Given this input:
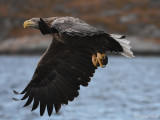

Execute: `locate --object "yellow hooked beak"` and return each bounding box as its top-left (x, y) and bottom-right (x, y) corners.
top-left (23, 20), bottom-right (36, 28)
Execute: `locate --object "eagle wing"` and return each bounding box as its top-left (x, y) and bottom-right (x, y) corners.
top-left (19, 39), bottom-right (97, 116)
top-left (50, 17), bottom-right (125, 53)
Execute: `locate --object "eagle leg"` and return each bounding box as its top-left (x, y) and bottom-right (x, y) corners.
top-left (97, 53), bottom-right (106, 68)
top-left (92, 54), bottom-right (99, 67)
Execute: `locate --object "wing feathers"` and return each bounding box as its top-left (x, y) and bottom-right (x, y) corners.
top-left (18, 38), bottom-right (96, 116)
top-left (21, 89), bottom-right (30, 100)
top-left (32, 98), bottom-right (39, 111)
top-left (23, 92), bottom-right (33, 107)
top-left (40, 87), bottom-right (48, 116)
top-left (31, 88), bottom-right (39, 111)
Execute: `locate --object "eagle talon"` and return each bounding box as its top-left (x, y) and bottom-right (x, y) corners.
top-left (92, 54), bottom-right (99, 67)
top-left (97, 53), bottom-right (106, 68)
top-left (92, 53), bottom-right (107, 68)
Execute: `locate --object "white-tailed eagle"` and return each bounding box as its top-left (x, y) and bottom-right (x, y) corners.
top-left (13, 17), bottom-right (134, 116)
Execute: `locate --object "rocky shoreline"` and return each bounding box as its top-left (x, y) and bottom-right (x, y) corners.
top-left (0, 35), bottom-right (160, 56)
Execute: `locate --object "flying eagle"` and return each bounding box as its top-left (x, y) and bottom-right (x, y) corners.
top-left (13, 17), bottom-right (134, 116)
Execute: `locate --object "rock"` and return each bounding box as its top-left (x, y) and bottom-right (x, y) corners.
top-left (129, 36), bottom-right (160, 52)
top-left (140, 25), bottom-right (160, 38)
top-left (100, 10), bottom-right (120, 17)
top-left (127, 23), bottom-right (160, 38)
top-left (149, 0), bottom-right (160, 7)
top-left (126, 22), bottom-right (147, 35)
top-left (122, 3), bottom-right (136, 11)
top-left (120, 14), bottom-right (138, 23)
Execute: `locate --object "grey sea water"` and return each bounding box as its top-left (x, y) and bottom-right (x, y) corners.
top-left (0, 56), bottom-right (160, 120)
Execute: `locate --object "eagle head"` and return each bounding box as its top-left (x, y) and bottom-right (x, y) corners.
top-left (23, 17), bottom-right (57, 35)
top-left (23, 18), bottom-right (40, 29)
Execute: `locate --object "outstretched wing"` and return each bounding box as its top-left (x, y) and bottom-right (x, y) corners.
top-left (49, 17), bottom-right (124, 53)
top-left (19, 38), bottom-right (97, 116)
top-left (49, 17), bottom-right (133, 57)
top-left (38, 17), bottom-right (123, 54)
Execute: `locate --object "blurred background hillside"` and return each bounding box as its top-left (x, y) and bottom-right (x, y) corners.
top-left (0, 0), bottom-right (160, 54)
top-left (1, 1), bottom-right (160, 119)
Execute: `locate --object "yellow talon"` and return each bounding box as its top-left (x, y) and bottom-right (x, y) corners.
top-left (92, 54), bottom-right (99, 67)
top-left (92, 53), bottom-right (106, 68)
top-left (97, 53), bottom-right (106, 68)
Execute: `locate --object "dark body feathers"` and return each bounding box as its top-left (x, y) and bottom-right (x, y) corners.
top-left (16, 17), bottom-right (124, 116)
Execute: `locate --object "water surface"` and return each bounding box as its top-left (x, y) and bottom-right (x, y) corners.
top-left (0, 56), bottom-right (160, 120)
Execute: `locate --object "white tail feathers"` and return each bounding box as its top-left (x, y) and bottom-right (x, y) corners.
top-left (110, 34), bottom-right (135, 58)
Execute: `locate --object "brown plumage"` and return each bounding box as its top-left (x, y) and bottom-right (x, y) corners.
top-left (13, 17), bottom-right (134, 116)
